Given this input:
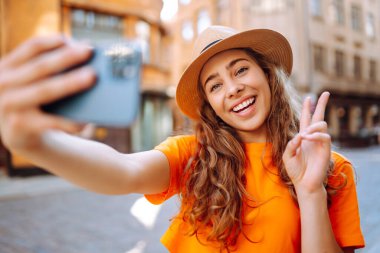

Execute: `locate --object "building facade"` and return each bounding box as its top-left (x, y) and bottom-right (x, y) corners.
top-left (171, 0), bottom-right (380, 146)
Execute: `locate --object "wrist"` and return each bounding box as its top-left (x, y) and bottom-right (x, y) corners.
top-left (296, 186), bottom-right (327, 204)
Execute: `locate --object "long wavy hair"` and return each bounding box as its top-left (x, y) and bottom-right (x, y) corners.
top-left (180, 48), bottom-right (344, 252)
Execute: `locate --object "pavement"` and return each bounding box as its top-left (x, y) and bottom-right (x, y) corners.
top-left (0, 170), bottom-right (179, 253)
top-left (0, 171), bottom-right (76, 201)
top-left (0, 145), bottom-right (379, 253)
top-left (336, 145), bottom-right (380, 253)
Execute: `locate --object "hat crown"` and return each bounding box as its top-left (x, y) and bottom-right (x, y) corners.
top-left (192, 26), bottom-right (237, 60)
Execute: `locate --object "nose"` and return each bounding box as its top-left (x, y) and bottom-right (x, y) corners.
top-left (226, 80), bottom-right (244, 98)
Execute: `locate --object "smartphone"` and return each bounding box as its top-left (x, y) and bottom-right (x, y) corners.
top-left (43, 41), bottom-right (142, 127)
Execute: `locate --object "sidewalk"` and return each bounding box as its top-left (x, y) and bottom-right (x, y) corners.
top-left (0, 168), bottom-right (174, 253)
top-left (0, 169), bottom-right (78, 201)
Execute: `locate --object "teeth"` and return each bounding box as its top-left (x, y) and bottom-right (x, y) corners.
top-left (233, 97), bottom-right (255, 112)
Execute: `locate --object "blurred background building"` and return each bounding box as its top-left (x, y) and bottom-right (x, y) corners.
top-left (0, 0), bottom-right (379, 176)
top-left (0, 0), bottom-right (181, 175)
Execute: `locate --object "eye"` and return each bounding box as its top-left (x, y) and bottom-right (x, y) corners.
top-left (236, 67), bottom-right (248, 76)
top-left (210, 83), bottom-right (222, 93)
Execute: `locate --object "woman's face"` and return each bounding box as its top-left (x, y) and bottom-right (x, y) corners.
top-left (200, 49), bottom-right (271, 143)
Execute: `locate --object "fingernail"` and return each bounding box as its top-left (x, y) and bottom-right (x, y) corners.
top-left (80, 67), bottom-right (96, 82)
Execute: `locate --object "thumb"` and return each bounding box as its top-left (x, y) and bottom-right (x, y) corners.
top-left (283, 134), bottom-right (302, 161)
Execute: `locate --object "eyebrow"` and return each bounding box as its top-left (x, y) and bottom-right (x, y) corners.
top-left (203, 58), bottom-right (249, 88)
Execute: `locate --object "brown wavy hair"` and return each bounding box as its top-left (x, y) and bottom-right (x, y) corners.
top-left (180, 48), bottom-right (344, 252)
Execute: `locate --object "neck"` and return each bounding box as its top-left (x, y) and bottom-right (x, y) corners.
top-left (237, 128), bottom-right (267, 143)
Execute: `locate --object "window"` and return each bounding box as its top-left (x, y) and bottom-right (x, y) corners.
top-left (179, 0), bottom-right (191, 5)
top-left (136, 20), bottom-right (151, 64)
top-left (182, 21), bottom-right (194, 41)
top-left (366, 13), bottom-right (376, 38)
top-left (72, 9), bottom-right (123, 31)
top-left (353, 55), bottom-right (362, 80)
top-left (337, 106), bottom-right (349, 135)
top-left (332, 0), bottom-right (344, 25)
top-left (72, 9), bottom-right (86, 26)
top-left (369, 60), bottom-right (377, 82)
top-left (71, 9), bottom-right (123, 42)
top-left (131, 94), bottom-right (173, 151)
top-left (335, 50), bottom-right (345, 77)
top-left (251, 0), bottom-right (290, 12)
top-left (197, 9), bottom-right (211, 34)
top-left (216, 0), bottom-right (229, 24)
top-left (313, 45), bottom-right (326, 72)
top-left (351, 5), bottom-right (362, 31)
top-left (85, 12), bottom-right (95, 28)
top-left (310, 0), bottom-right (322, 17)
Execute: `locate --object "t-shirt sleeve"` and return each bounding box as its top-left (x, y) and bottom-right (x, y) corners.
top-left (328, 152), bottom-right (365, 249)
top-left (145, 135), bottom-right (197, 205)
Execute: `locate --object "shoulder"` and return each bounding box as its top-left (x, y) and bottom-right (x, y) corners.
top-left (332, 152), bottom-right (352, 167)
top-left (166, 134), bottom-right (196, 143)
top-left (156, 135), bottom-right (197, 148)
top-left (331, 152), bottom-right (354, 174)
top-left (329, 151), bottom-right (356, 187)
top-left (154, 135), bottom-right (197, 156)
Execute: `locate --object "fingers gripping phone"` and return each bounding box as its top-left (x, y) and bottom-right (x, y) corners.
top-left (43, 41), bottom-right (142, 127)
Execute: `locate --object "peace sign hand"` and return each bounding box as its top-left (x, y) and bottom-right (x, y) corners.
top-left (282, 92), bottom-right (332, 196)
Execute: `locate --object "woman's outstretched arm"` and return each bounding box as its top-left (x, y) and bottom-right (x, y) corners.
top-left (20, 130), bottom-right (170, 195)
top-left (0, 35), bottom-right (170, 196)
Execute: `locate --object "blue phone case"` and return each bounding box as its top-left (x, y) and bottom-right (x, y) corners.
top-left (43, 41), bottom-right (142, 127)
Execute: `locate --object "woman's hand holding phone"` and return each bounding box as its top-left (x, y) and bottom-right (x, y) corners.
top-left (0, 35), bottom-right (96, 152)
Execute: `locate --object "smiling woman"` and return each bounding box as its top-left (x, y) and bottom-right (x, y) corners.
top-left (145, 26), bottom-right (364, 253)
top-left (0, 25), bottom-right (365, 253)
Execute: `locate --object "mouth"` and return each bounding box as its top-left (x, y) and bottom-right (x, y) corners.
top-left (232, 97), bottom-right (256, 113)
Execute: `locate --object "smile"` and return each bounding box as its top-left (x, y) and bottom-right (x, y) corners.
top-left (232, 97), bottom-right (256, 112)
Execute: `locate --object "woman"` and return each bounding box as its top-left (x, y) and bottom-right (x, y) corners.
top-left (0, 26), bottom-right (364, 252)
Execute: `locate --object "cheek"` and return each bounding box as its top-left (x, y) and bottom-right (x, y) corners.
top-left (207, 94), bottom-right (223, 113)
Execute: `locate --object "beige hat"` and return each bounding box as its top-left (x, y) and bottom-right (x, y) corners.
top-left (176, 25), bottom-right (293, 120)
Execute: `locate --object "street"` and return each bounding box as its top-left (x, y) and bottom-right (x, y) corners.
top-left (337, 145), bottom-right (380, 253)
top-left (0, 145), bottom-right (379, 253)
top-left (0, 180), bottom-right (178, 253)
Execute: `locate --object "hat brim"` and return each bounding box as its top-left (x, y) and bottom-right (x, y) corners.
top-left (176, 29), bottom-right (293, 120)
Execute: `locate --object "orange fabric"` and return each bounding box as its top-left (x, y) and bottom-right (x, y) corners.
top-left (145, 135), bottom-right (365, 252)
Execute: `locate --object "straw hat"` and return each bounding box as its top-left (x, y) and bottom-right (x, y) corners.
top-left (176, 25), bottom-right (293, 120)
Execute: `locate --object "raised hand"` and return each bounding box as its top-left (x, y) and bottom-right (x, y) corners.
top-left (282, 92), bottom-right (332, 195)
top-left (0, 35), bottom-right (96, 152)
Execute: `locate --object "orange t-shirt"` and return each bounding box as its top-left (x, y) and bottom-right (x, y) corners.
top-left (145, 135), bottom-right (365, 252)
